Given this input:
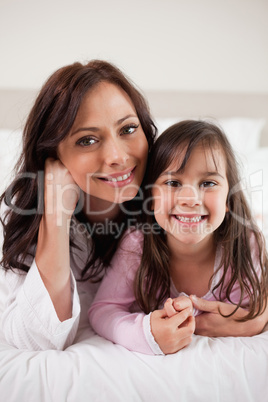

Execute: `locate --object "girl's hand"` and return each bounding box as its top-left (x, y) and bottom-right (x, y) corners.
top-left (190, 295), bottom-right (268, 337)
top-left (44, 158), bottom-right (80, 221)
top-left (151, 305), bottom-right (195, 354)
top-left (164, 296), bottom-right (193, 317)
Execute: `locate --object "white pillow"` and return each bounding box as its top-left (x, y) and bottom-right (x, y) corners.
top-left (154, 117), bottom-right (265, 156)
top-left (243, 147), bottom-right (268, 243)
top-left (218, 118), bottom-right (265, 155)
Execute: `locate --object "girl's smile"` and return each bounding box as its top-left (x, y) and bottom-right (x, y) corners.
top-left (171, 214), bottom-right (209, 235)
top-left (172, 214), bottom-right (207, 223)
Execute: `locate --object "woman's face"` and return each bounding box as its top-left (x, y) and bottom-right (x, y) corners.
top-left (57, 82), bottom-right (148, 208)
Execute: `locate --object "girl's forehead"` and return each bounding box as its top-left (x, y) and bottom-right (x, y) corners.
top-left (163, 143), bottom-right (226, 173)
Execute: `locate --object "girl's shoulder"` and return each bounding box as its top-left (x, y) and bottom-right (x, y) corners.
top-left (118, 227), bottom-right (144, 255)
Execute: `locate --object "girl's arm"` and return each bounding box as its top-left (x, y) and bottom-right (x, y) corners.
top-left (88, 231), bottom-right (157, 354)
top-left (190, 296), bottom-right (268, 337)
top-left (88, 231), bottom-right (195, 355)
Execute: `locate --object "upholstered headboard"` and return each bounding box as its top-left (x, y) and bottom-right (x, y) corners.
top-left (0, 89), bottom-right (268, 146)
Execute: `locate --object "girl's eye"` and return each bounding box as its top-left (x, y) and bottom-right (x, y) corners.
top-left (121, 124), bottom-right (139, 135)
top-left (165, 180), bottom-right (181, 187)
top-left (201, 181), bottom-right (216, 188)
top-left (76, 137), bottom-right (98, 147)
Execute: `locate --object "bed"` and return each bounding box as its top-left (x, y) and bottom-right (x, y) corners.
top-left (0, 89), bottom-right (268, 402)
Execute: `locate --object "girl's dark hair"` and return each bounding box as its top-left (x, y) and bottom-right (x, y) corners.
top-left (0, 60), bottom-right (156, 278)
top-left (135, 120), bottom-right (268, 321)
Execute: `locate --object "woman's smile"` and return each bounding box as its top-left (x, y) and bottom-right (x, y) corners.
top-left (96, 166), bottom-right (135, 186)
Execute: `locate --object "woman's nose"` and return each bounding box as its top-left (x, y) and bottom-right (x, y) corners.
top-left (177, 185), bottom-right (202, 207)
top-left (104, 138), bottom-right (129, 166)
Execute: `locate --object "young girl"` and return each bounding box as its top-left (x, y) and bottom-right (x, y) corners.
top-left (88, 120), bottom-right (268, 355)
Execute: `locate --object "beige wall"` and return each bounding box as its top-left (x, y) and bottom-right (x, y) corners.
top-left (0, 0), bottom-right (268, 93)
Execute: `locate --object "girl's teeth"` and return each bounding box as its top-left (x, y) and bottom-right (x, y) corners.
top-left (177, 216), bottom-right (202, 223)
top-left (109, 172), bottom-right (131, 182)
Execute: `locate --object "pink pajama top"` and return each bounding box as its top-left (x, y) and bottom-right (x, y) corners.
top-left (88, 229), bottom-right (261, 355)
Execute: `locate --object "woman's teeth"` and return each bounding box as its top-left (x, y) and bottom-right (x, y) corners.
top-left (176, 216), bottom-right (202, 223)
top-left (106, 172), bottom-right (132, 182)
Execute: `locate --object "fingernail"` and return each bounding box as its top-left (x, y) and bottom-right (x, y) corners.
top-left (167, 297), bottom-right (173, 303)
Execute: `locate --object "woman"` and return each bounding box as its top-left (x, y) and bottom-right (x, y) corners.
top-left (0, 60), bottom-right (156, 350)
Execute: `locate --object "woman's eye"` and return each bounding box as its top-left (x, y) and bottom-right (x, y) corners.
top-left (76, 137), bottom-right (97, 147)
top-left (165, 180), bottom-right (181, 187)
top-left (121, 124), bottom-right (139, 135)
top-left (201, 181), bottom-right (216, 188)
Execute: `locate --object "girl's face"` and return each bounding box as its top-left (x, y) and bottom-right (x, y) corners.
top-left (151, 144), bottom-right (229, 248)
top-left (58, 82), bottom-right (148, 207)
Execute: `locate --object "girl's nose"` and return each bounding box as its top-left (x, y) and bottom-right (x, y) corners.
top-left (177, 185), bottom-right (202, 207)
top-left (104, 138), bottom-right (129, 166)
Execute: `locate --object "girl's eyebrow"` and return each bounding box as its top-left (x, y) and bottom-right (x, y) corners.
top-left (204, 171), bottom-right (225, 179)
top-left (71, 114), bottom-right (138, 136)
top-left (159, 171), bottom-right (225, 179)
top-left (159, 171), bottom-right (179, 177)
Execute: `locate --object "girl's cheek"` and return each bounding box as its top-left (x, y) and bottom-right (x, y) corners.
top-left (156, 193), bottom-right (174, 215)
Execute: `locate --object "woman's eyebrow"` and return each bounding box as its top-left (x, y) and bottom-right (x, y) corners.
top-left (71, 127), bottom-right (99, 136)
top-left (116, 114), bottom-right (138, 126)
top-left (71, 114), bottom-right (138, 136)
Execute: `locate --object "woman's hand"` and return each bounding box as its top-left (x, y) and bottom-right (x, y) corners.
top-left (35, 158), bottom-right (80, 322)
top-left (43, 158), bottom-right (80, 222)
top-left (190, 295), bottom-right (268, 337)
top-left (150, 296), bottom-right (195, 354)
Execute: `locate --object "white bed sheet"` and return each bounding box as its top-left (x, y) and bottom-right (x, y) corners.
top-left (0, 318), bottom-right (268, 402)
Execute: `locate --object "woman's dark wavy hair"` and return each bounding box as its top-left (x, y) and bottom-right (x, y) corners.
top-left (135, 120), bottom-right (268, 321)
top-left (0, 60), bottom-right (156, 278)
